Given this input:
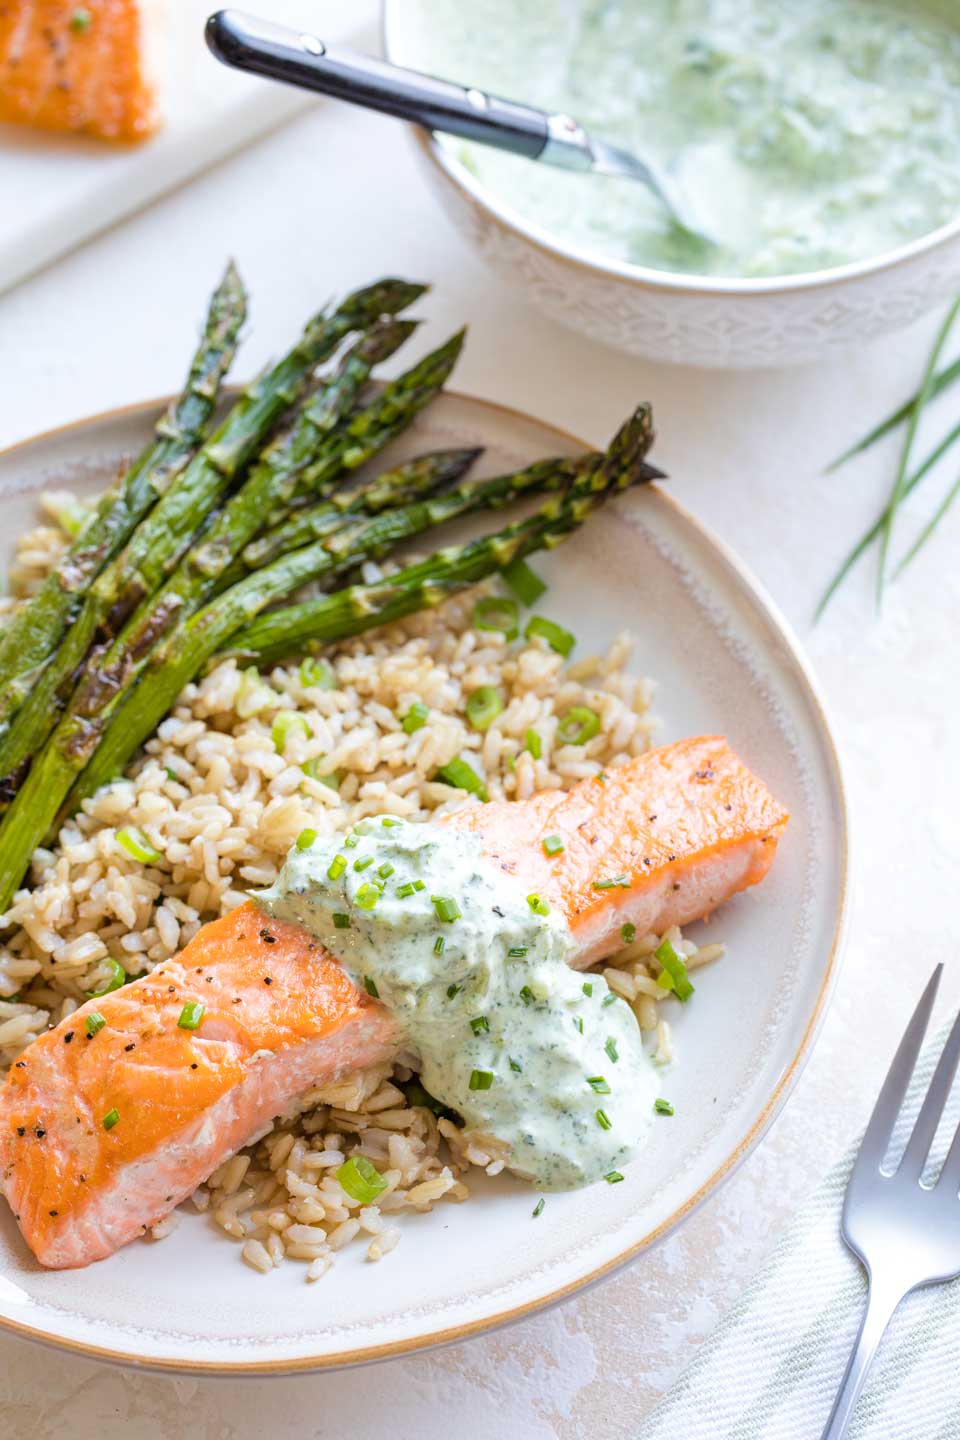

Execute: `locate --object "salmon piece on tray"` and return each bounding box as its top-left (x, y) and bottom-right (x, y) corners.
top-left (0, 736), bottom-right (788, 1269)
top-left (0, 0), bottom-right (162, 143)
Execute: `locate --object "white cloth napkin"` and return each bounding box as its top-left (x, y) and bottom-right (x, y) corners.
top-left (637, 1024), bottom-right (960, 1440)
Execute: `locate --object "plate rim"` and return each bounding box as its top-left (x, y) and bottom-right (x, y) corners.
top-left (0, 390), bottom-right (849, 1374)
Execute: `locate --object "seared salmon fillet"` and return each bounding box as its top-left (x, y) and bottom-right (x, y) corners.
top-left (0, 0), bottom-right (162, 143)
top-left (0, 736), bottom-right (787, 1268)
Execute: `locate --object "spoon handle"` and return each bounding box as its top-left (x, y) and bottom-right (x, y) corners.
top-left (205, 9), bottom-right (552, 161)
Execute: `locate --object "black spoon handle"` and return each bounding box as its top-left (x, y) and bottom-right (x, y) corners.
top-left (205, 9), bottom-right (551, 161)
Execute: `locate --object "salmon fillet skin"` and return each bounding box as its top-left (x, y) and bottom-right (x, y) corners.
top-left (0, 736), bottom-right (788, 1269)
top-left (0, 0), bottom-right (162, 143)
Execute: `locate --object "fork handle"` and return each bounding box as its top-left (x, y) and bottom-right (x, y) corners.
top-left (819, 1277), bottom-right (905, 1440)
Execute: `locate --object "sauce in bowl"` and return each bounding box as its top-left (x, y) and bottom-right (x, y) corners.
top-left (399, 0), bottom-right (960, 279)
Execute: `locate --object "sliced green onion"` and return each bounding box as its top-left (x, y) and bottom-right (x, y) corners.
top-left (381, 817), bottom-right (403, 828)
top-left (621, 922), bottom-right (636, 945)
top-left (85, 1011), bottom-right (106, 1037)
top-left (469, 1068), bottom-right (494, 1091)
top-left (542, 834), bottom-right (564, 856)
top-left (519, 985), bottom-right (535, 1006)
top-left (102, 1108), bottom-right (120, 1131)
top-left (605, 1171), bottom-right (624, 1184)
top-left (295, 828), bottom-right (317, 851)
top-left (503, 557), bottom-right (546, 606)
top-left (327, 854), bottom-right (347, 881)
top-left (558, 706), bottom-right (601, 746)
top-left (605, 1036), bottom-right (619, 1063)
top-left (655, 938), bottom-right (695, 1002)
top-left (396, 882), bottom-right (417, 898)
top-left (431, 895), bottom-right (461, 923)
top-left (654, 1098), bottom-right (675, 1116)
top-left (582, 981), bottom-right (593, 997)
top-left (378, 862), bottom-right (394, 880)
top-left (363, 976), bottom-right (379, 998)
top-left (164, 766), bottom-right (179, 782)
top-left (178, 1001), bottom-right (205, 1030)
top-left (434, 936), bottom-right (446, 956)
top-left (343, 833), bottom-right (360, 849)
top-left (596, 1108), bottom-right (612, 1130)
top-left (587, 1075), bottom-right (610, 1094)
top-left (509, 1057), bottom-right (523, 1073)
top-left (398, 1079), bottom-right (455, 1119)
top-left (473, 596), bottom-right (519, 639)
top-left (532, 1197), bottom-right (545, 1218)
top-left (446, 982), bottom-right (461, 999)
top-left (466, 685), bottom-right (504, 732)
top-left (70, 7), bottom-right (93, 32)
top-left (401, 702), bottom-right (429, 734)
top-left (508, 946), bottom-right (528, 959)
top-left (353, 855), bottom-right (374, 872)
top-left (524, 615), bottom-right (575, 658)
top-left (235, 667), bottom-right (280, 719)
top-left (573, 1016), bottom-right (583, 1034)
top-left (299, 656), bottom-right (336, 690)
top-left (470, 1016), bottom-right (490, 1035)
top-left (524, 728), bottom-right (542, 760)
top-left (116, 826), bottom-right (163, 865)
top-left (355, 884), bottom-right (381, 911)
top-left (593, 874), bottom-right (629, 891)
top-left (301, 758), bottom-right (340, 789)
top-left (271, 709), bottom-right (310, 754)
top-left (413, 879), bottom-right (425, 892)
top-left (527, 893), bottom-right (550, 916)
top-left (332, 912), bottom-right (351, 929)
top-left (86, 957), bottom-right (126, 997)
top-left (336, 1154), bottom-right (388, 1204)
top-left (602, 993), bottom-right (618, 1008)
top-left (435, 757), bottom-right (488, 801)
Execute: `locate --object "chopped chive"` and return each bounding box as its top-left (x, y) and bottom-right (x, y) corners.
top-left (434, 757), bottom-right (488, 801)
top-left (602, 993), bottom-right (618, 1007)
top-left (527, 893), bottom-right (550, 916)
top-left (102, 1107), bottom-right (120, 1131)
top-left (655, 938), bottom-right (695, 1002)
top-left (401, 702), bottom-right (429, 734)
top-left (355, 883), bottom-right (381, 911)
top-left (593, 874), bottom-right (629, 891)
top-left (503, 557), bottom-right (547, 606)
top-left (507, 946), bottom-right (528, 959)
top-left (85, 1011), bottom-right (106, 1037)
top-left (532, 1197), bottom-right (545, 1218)
top-left (343, 834), bottom-right (360, 849)
top-left (164, 766), bottom-right (179, 782)
top-left (469, 1068), bottom-right (494, 1091)
top-left (332, 912), bottom-right (351, 929)
top-left (519, 984), bottom-right (535, 1006)
top-left (378, 862), bottom-right (394, 880)
top-left (573, 1016), bottom-right (583, 1034)
top-left (621, 922), bottom-right (636, 945)
top-left (446, 982), bottom-right (461, 999)
top-left (587, 1075), bottom-right (610, 1094)
top-left (85, 957), bottom-right (126, 998)
top-left (431, 895), bottom-right (461, 923)
top-left (524, 728), bottom-right (542, 760)
top-left (299, 656), bottom-right (336, 690)
top-left (413, 879), bottom-right (426, 892)
top-left (116, 826), bottom-right (163, 865)
top-left (542, 834), bottom-right (564, 856)
top-left (466, 685), bottom-right (504, 731)
top-left (353, 854), bottom-right (374, 872)
top-left (470, 1016), bottom-right (490, 1035)
top-left (558, 706), bottom-right (601, 746)
top-left (434, 936), bottom-right (446, 956)
top-left (271, 709), bottom-right (310, 755)
top-left (654, 1098), bottom-right (675, 1116)
top-left (596, 1108), bottom-right (612, 1130)
top-left (327, 854), bottom-right (347, 881)
top-left (295, 828), bottom-right (317, 851)
top-left (605, 1037), bottom-right (619, 1063)
top-left (524, 615), bottom-right (575, 658)
top-left (473, 595), bottom-right (519, 640)
top-left (605, 1171), bottom-right (624, 1184)
top-left (301, 758), bottom-right (340, 789)
top-left (381, 817), bottom-right (402, 828)
top-left (336, 1154), bottom-right (387, 1203)
top-left (396, 881), bottom-right (417, 898)
top-left (363, 976), bottom-right (380, 998)
top-left (509, 1057), bottom-right (523, 1073)
top-left (177, 1001), bottom-right (205, 1031)
top-left (582, 981), bottom-right (593, 997)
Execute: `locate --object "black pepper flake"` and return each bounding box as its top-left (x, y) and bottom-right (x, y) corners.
top-left (694, 768), bottom-right (715, 780)
top-left (724, 803), bottom-right (733, 812)
top-left (205, 976), bottom-right (213, 983)
top-left (15, 1127), bottom-right (24, 1137)
top-left (124, 1043), bottom-right (135, 1052)
top-left (259, 929), bottom-right (276, 945)
top-left (668, 854), bottom-right (677, 862)
top-left (79, 1174), bottom-right (86, 1183)
top-left (643, 858), bottom-right (652, 866)
top-left (63, 1031), bottom-right (74, 1044)
top-left (673, 882), bottom-right (681, 891)
top-left (190, 1063), bottom-right (198, 1070)
top-left (233, 997), bottom-right (242, 1004)
top-left (168, 985), bottom-right (175, 992)
top-left (34, 1128), bottom-right (45, 1139)
top-left (263, 976), bottom-right (273, 985)
top-left (49, 1209), bottom-right (58, 1217)
top-left (14, 1061), bottom-right (25, 1069)
top-left (492, 905), bottom-right (504, 918)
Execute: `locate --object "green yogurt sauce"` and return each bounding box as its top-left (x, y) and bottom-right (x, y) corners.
top-left (258, 816), bottom-right (657, 1190)
top-left (400, 0), bottom-right (960, 277)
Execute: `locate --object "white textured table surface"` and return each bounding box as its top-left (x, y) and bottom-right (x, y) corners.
top-left (1, 14), bottom-right (959, 1436)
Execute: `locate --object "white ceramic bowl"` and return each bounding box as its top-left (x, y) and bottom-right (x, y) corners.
top-left (384, 3), bottom-right (960, 369)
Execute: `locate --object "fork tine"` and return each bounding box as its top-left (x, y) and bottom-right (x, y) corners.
top-left (899, 1001), bottom-right (960, 1179)
top-left (851, 964), bottom-right (942, 1180)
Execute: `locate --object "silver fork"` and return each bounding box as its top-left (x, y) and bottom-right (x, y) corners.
top-left (821, 963), bottom-right (960, 1438)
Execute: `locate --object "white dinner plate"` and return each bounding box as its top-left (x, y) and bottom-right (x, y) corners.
top-left (0, 391), bottom-right (848, 1373)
